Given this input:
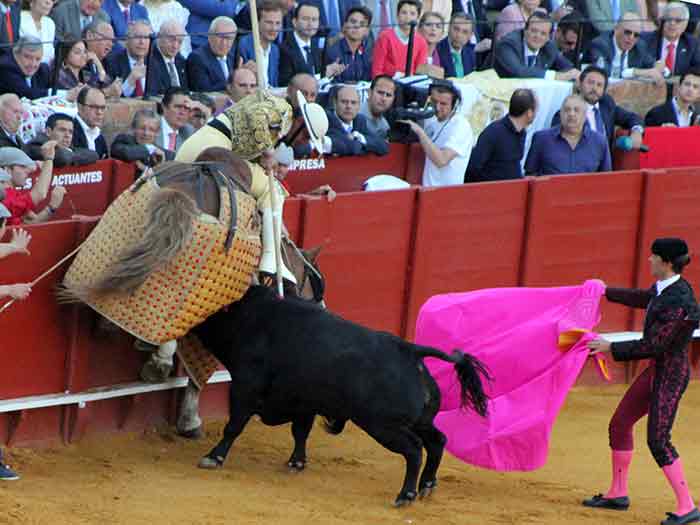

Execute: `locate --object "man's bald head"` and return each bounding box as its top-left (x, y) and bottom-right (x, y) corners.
top-left (228, 68), bottom-right (258, 102)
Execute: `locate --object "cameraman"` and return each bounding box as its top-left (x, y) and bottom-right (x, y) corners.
top-left (399, 80), bottom-right (474, 187)
top-left (111, 109), bottom-right (174, 176)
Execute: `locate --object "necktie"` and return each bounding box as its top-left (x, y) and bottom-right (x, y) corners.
top-left (527, 54), bottom-right (535, 67)
top-left (25, 76), bottom-right (31, 87)
top-left (452, 50), bottom-right (464, 77)
top-left (168, 131), bottom-right (177, 151)
top-left (5, 10), bottom-right (13, 44)
top-left (593, 107), bottom-right (606, 138)
top-left (219, 57), bottom-right (229, 81)
top-left (617, 51), bottom-right (627, 78)
top-left (134, 77), bottom-right (143, 96)
top-left (379, 0), bottom-right (389, 32)
top-left (167, 61), bottom-right (180, 87)
top-left (303, 45), bottom-right (315, 73)
top-left (325, 0), bottom-right (340, 35)
top-left (666, 42), bottom-right (676, 74)
top-left (123, 8), bottom-right (129, 24)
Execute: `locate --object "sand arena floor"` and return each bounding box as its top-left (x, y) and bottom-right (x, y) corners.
top-left (2, 384), bottom-right (700, 525)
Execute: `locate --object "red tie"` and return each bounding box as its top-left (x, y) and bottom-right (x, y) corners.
top-left (134, 78), bottom-right (143, 96)
top-left (168, 131), bottom-right (177, 151)
top-left (666, 42), bottom-right (676, 74)
top-left (5, 11), bottom-right (13, 44)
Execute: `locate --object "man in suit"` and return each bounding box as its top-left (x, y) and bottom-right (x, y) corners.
top-left (436, 13), bottom-right (477, 78)
top-left (0, 37), bottom-right (53, 100)
top-left (238, 0), bottom-right (282, 88)
top-left (568, 0), bottom-right (639, 49)
top-left (73, 86), bottom-right (108, 158)
top-left (186, 16), bottom-right (237, 93)
top-left (0, 0), bottom-right (20, 59)
top-left (451, 0), bottom-right (492, 41)
top-left (494, 12), bottom-right (579, 80)
top-left (0, 94), bottom-right (23, 150)
top-left (154, 87), bottom-right (194, 155)
top-left (84, 19), bottom-right (114, 62)
top-left (645, 69), bottom-right (700, 126)
top-left (552, 65), bottom-right (645, 152)
top-left (555, 13), bottom-right (582, 65)
top-left (587, 12), bottom-right (663, 83)
top-left (25, 112), bottom-right (99, 167)
top-left (51, 0), bottom-right (111, 44)
top-left (303, 85), bottom-right (388, 157)
top-left (102, 0), bottom-right (149, 41)
top-left (179, 0), bottom-right (240, 50)
top-left (279, 3), bottom-right (323, 87)
top-left (642, 2), bottom-right (700, 78)
top-left (111, 108), bottom-right (173, 173)
top-left (104, 19), bottom-right (151, 97)
top-left (147, 19), bottom-right (189, 96)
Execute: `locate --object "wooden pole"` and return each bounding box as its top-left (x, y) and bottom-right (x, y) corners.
top-left (249, 0), bottom-right (284, 297)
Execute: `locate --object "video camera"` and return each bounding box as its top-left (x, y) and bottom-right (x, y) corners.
top-left (388, 103), bottom-right (435, 144)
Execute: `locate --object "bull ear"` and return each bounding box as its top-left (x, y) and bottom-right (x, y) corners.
top-left (303, 245), bottom-right (322, 262)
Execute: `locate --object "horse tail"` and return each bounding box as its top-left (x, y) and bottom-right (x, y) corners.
top-left (90, 188), bottom-right (198, 295)
top-left (414, 346), bottom-right (491, 418)
top-left (322, 417), bottom-right (347, 435)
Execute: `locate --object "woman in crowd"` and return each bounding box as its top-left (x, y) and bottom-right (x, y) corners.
top-left (371, 0), bottom-right (429, 78)
top-left (418, 11), bottom-right (445, 74)
top-left (19, 0), bottom-right (55, 64)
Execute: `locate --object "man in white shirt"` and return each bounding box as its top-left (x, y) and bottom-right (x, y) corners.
top-left (399, 80), bottom-right (474, 187)
top-left (73, 86), bottom-right (108, 157)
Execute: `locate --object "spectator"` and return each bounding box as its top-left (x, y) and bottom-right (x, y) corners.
top-left (111, 108), bottom-right (172, 172)
top-left (494, 13), bottom-right (579, 81)
top-left (494, 0), bottom-right (546, 42)
top-left (19, 0), bottom-right (55, 64)
top-left (55, 38), bottom-right (94, 89)
top-left (371, 0), bottom-right (429, 78)
top-left (177, 0), bottom-right (239, 50)
top-left (552, 66), bottom-right (645, 151)
top-left (102, 0), bottom-right (150, 41)
top-left (283, 73), bottom-right (318, 154)
top-left (525, 94), bottom-right (611, 176)
top-left (451, 0), bottom-right (492, 45)
top-left (399, 80), bottom-right (474, 187)
top-left (417, 11), bottom-right (445, 78)
top-left (83, 19), bottom-right (114, 62)
top-left (155, 87), bottom-right (193, 154)
top-left (555, 14), bottom-right (581, 65)
top-left (238, 1), bottom-right (283, 87)
top-left (279, 3), bottom-right (322, 87)
top-left (587, 12), bottom-right (663, 83)
top-left (0, 0), bottom-right (20, 59)
top-left (0, 36), bottom-right (51, 99)
top-left (142, 0), bottom-right (191, 57)
top-left (148, 18), bottom-right (189, 95)
top-left (219, 67), bottom-right (257, 115)
top-left (367, 0), bottom-right (398, 39)
top-left (323, 6), bottom-right (372, 83)
top-left (641, 2), bottom-right (700, 77)
top-left (0, 143), bottom-right (66, 224)
top-left (571, 0), bottom-right (639, 39)
top-left (0, 94), bottom-right (24, 149)
top-left (322, 85), bottom-right (389, 157)
top-left (436, 13), bottom-right (476, 78)
top-left (25, 112), bottom-right (99, 167)
top-left (359, 74), bottom-right (396, 139)
top-left (465, 88), bottom-right (537, 182)
top-left (189, 93), bottom-right (215, 129)
top-left (50, 0), bottom-right (110, 44)
top-left (104, 19), bottom-right (152, 97)
top-left (73, 86), bottom-right (109, 158)
top-left (186, 16), bottom-right (237, 93)
top-left (645, 68), bottom-right (700, 126)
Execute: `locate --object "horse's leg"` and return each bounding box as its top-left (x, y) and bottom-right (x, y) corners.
top-left (287, 414), bottom-right (315, 472)
top-left (140, 340), bottom-right (176, 383)
top-left (177, 381), bottom-right (203, 439)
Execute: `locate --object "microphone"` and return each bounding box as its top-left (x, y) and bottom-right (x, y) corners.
top-left (615, 136), bottom-right (650, 153)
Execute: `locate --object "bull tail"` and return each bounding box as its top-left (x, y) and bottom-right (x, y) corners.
top-left (415, 346), bottom-right (490, 418)
top-left (89, 189), bottom-right (198, 296)
top-left (322, 417), bottom-right (347, 435)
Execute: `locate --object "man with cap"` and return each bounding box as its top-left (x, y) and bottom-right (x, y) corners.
top-left (0, 144), bottom-right (66, 225)
top-left (586, 238), bottom-right (700, 525)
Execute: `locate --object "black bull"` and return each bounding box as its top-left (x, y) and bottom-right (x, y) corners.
top-left (192, 286), bottom-right (490, 506)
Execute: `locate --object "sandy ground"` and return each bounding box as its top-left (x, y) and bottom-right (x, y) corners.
top-left (2, 384), bottom-right (700, 525)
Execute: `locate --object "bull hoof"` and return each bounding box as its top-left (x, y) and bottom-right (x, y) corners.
top-left (393, 491), bottom-right (417, 508)
top-left (287, 459), bottom-right (306, 472)
top-left (140, 361), bottom-right (173, 383)
top-left (177, 426), bottom-right (204, 440)
top-left (198, 456), bottom-right (224, 469)
top-left (419, 480), bottom-right (437, 499)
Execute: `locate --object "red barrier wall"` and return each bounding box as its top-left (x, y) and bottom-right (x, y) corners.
top-left (520, 171), bottom-right (645, 332)
top-left (404, 180), bottom-right (529, 340)
top-left (300, 189), bottom-right (417, 334)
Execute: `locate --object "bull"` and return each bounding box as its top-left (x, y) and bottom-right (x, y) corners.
top-left (193, 286), bottom-right (490, 506)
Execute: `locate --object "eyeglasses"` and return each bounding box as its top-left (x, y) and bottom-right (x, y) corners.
top-left (81, 103), bottom-right (106, 111)
top-left (623, 29), bottom-right (641, 38)
top-left (665, 17), bottom-right (685, 24)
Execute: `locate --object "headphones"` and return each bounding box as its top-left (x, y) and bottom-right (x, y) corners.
top-left (428, 79), bottom-right (462, 114)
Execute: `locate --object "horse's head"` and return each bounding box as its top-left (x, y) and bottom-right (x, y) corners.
top-left (283, 239), bottom-right (325, 306)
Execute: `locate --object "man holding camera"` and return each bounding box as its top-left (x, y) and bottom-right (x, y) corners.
top-left (399, 80), bottom-right (474, 187)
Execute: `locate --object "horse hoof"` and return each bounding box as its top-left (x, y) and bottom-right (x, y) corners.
top-left (287, 460), bottom-right (306, 472)
top-left (198, 456), bottom-right (223, 469)
top-left (393, 492), bottom-right (416, 507)
top-left (177, 426), bottom-right (203, 440)
top-left (419, 480), bottom-right (437, 499)
top-left (140, 361), bottom-right (173, 383)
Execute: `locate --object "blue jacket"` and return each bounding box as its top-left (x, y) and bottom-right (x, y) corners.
top-left (238, 34), bottom-right (280, 87)
top-left (0, 53), bottom-right (51, 100)
top-left (323, 38), bottom-right (371, 82)
top-left (436, 37), bottom-right (476, 78)
top-left (178, 0), bottom-right (241, 50)
top-left (325, 110), bottom-right (389, 156)
top-left (186, 43), bottom-right (236, 92)
top-left (102, 0), bottom-right (150, 40)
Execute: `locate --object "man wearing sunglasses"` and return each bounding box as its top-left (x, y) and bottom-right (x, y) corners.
top-left (587, 12), bottom-right (663, 83)
top-left (641, 2), bottom-right (700, 78)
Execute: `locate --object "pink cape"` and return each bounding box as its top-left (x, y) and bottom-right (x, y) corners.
top-left (415, 280), bottom-right (607, 472)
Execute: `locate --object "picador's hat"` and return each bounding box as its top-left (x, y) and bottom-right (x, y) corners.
top-left (652, 238), bottom-right (689, 262)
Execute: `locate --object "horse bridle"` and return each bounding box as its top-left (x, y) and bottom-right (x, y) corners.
top-left (282, 237), bottom-right (325, 305)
